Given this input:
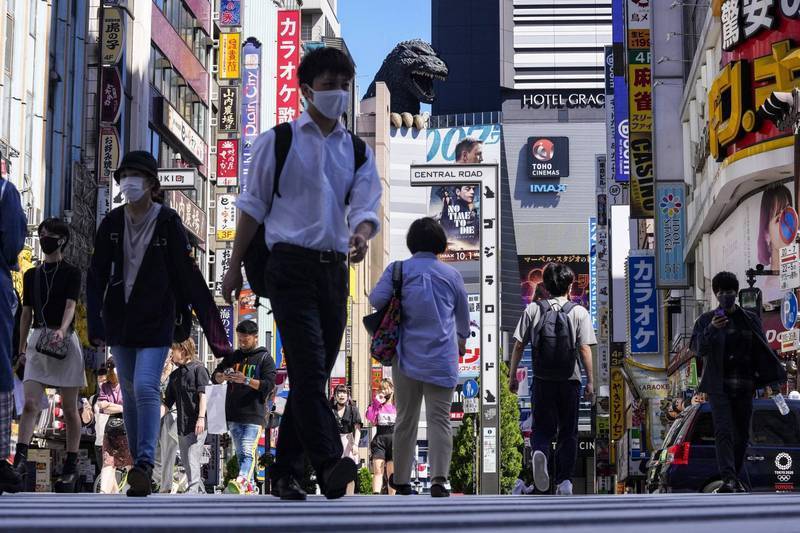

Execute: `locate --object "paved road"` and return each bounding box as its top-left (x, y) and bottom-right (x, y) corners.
top-left (1, 492), bottom-right (799, 532)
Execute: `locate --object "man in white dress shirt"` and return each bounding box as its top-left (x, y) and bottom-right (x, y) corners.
top-left (222, 47), bottom-right (382, 501)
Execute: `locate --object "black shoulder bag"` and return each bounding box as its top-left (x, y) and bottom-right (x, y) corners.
top-left (33, 266), bottom-right (70, 360)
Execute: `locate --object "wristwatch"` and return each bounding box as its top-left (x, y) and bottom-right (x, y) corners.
top-left (244, 377), bottom-right (251, 386)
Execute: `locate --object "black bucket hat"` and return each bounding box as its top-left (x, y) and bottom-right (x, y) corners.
top-left (114, 151), bottom-right (158, 182)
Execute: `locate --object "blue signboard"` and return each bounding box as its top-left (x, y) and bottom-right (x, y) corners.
top-left (426, 124), bottom-right (502, 163)
top-left (655, 183), bottom-right (688, 287)
top-left (273, 329), bottom-right (283, 370)
top-left (628, 253), bottom-right (660, 354)
top-left (589, 217), bottom-right (598, 331)
top-left (612, 0), bottom-right (629, 183)
top-left (782, 292), bottom-right (798, 331)
top-left (239, 38), bottom-right (261, 193)
top-left (218, 305), bottom-right (234, 346)
top-left (463, 379), bottom-right (479, 399)
top-left (219, 0), bottom-right (242, 27)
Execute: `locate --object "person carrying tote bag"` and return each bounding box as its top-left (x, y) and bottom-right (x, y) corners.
top-left (368, 218), bottom-right (470, 498)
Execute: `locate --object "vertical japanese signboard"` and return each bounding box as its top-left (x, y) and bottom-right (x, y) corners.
top-left (610, 368), bottom-right (625, 441)
top-left (215, 247), bottom-right (233, 297)
top-left (216, 194), bottom-right (237, 241)
top-left (216, 139), bottom-right (239, 187)
top-left (276, 10), bottom-right (301, 125)
top-left (101, 7), bottom-right (124, 66)
top-left (589, 217), bottom-right (598, 331)
top-left (218, 0), bottom-right (242, 27)
top-left (218, 87), bottom-right (239, 133)
top-left (166, 191), bottom-right (206, 248)
top-left (218, 305), bottom-right (234, 346)
top-left (241, 38), bottom-right (262, 194)
top-left (628, 252), bottom-right (660, 355)
top-left (627, 0), bottom-right (654, 217)
top-left (655, 183), bottom-right (688, 287)
top-left (100, 68), bottom-right (122, 124)
top-left (612, 0), bottom-right (629, 183)
top-left (220, 32), bottom-right (241, 80)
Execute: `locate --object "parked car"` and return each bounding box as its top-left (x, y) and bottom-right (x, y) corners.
top-left (647, 399), bottom-right (800, 493)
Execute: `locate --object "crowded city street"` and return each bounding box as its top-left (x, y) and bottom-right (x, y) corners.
top-left (2, 0), bottom-right (800, 531)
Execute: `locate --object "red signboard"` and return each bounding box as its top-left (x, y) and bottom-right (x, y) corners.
top-left (276, 10), bottom-right (300, 124)
top-left (100, 67), bottom-right (122, 124)
top-left (216, 139), bottom-right (239, 187)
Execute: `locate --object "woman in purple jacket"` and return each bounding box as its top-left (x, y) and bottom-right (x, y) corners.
top-left (369, 218), bottom-right (470, 498)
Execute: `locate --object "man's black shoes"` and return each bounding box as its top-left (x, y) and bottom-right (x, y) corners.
top-left (321, 457), bottom-right (357, 500)
top-left (716, 479), bottom-right (747, 494)
top-left (0, 461), bottom-right (23, 495)
top-left (126, 463), bottom-right (154, 497)
top-left (388, 474), bottom-right (414, 496)
top-left (271, 476), bottom-right (307, 501)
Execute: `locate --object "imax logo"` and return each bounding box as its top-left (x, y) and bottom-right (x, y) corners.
top-left (530, 184), bottom-right (567, 193)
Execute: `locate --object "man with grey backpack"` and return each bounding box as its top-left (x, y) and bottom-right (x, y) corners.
top-left (508, 262), bottom-right (596, 496)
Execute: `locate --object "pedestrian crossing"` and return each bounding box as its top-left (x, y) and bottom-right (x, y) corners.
top-left (0, 492), bottom-right (799, 532)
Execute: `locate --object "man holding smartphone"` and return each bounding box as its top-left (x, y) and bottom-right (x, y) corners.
top-left (690, 271), bottom-right (786, 493)
top-left (212, 320), bottom-right (276, 495)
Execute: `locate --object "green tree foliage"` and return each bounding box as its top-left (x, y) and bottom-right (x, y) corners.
top-left (499, 360), bottom-right (523, 494)
top-left (450, 413), bottom-right (477, 494)
top-left (223, 455), bottom-right (240, 487)
top-left (357, 467), bottom-right (372, 495)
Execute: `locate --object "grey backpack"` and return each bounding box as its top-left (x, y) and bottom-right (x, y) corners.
top-left (531, 300), bottom-right (578, 380)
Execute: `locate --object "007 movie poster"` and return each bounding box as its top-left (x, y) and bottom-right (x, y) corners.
top-left (429, 184), bottom-right (480, 262)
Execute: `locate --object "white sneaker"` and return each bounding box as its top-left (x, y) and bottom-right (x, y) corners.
top-left (532, 451), bottom-right (550, 493)
top-left (555, 480), bottom-right (573, 495)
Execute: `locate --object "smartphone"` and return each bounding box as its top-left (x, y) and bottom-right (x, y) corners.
top-left (224, 368), bottom-right (235, 376)
top-left (714, 307), bottom-right (726, 318)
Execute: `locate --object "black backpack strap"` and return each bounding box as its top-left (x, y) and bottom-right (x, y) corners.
top-left (530, 300), bottom-right (550, 344)
top-left (272, 122), bottom-right (294, 202)
top-left (561, 301), bottom-right (577, 315)
top-left (345, 132), bottom-right (368, 206)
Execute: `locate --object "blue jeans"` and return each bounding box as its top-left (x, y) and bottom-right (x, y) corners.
top-left (112, 346), bottom-right (170, 466)
top-left (229, 422), bottom-right (262, 481)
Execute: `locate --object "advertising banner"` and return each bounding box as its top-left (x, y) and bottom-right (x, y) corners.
top-left (708, 182), bottom-right (795, 305)
top-left (629, 132), bottom-right (655, 218)
top-left (589, 218), bottom-right (598, 331)
top-left (428, 184), bottom-right (480, 262)
top-left (276, 10), bottom-right (301, 124)
top-left (163, 102), bottom-right (207, 164)
top-left (612, 0), bottom-right (629, 183)
top-left (458, 294), bottom-right (481, 378)
top-left (219, 32), bottom-right (241, 80)
top-left (218, 86), bottom-right (239, 133)
top-left (238, 286), bottom-right (257, 318)
top-left (604, 46), bottom-right (616, 186)
top-left (216, 139), bottom-right (239, 187)
top-left (100, 67), bottom-right (122, 125)
top-left (709, 9), bottom-right (800, 162)
top-left (214, 247), bottom-right (233, 297)
top-left (215, 194), bottom-right (237, 241)
top-left (98, 126), bottom-right (119, 185)
top-left (218, 305), bottom-right (234, 346)
top-left (519, 255), bottom-right (590, 309)
top-left (101, 7), bottom-right (124, 66)
top-left (611, 368), bottom-right (625, 441)
top-left (655, 183), bottom-right (688, 287)
top-left (426, 124), bottom-right (502, 164)
top-left (628, 60), bottom-right (652, 134)
top-left (166, 190), bottom-right (206, 246)
top-left (219, 0), bottom-right (242, 27)
top-left (241, 38), bottom-right (262, 193)
top-left (627, 252), bottom-right (660, 355)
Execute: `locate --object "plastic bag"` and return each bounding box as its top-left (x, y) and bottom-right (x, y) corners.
top-left (205, 383), bottom-right (228, 435)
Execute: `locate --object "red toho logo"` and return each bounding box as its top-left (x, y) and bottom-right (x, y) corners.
top-left (532, 139), bottom-right (555, 162)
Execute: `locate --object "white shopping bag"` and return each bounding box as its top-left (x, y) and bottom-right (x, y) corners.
top-left (205, 383), bottom-right (228, 435)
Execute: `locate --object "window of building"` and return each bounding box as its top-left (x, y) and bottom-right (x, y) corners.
top-left (28, 0), bottom-right (36, 37)
top-left (156, 0), bottom-right (209, 65)
top-left (5, 13), bottom-right (14, 76)
top-left (325, 18), bottom-right (334, 39)
top-left (24, 91), bottom-right (32, 178)
top-left (301, 13), bottom-right (313, 42)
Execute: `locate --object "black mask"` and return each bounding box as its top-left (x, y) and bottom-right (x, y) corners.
top-left (40, 236), bottom-right (63, 255)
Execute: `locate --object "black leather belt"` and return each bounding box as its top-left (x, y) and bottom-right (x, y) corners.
top-left (272, 243), bottom-right (346, 264)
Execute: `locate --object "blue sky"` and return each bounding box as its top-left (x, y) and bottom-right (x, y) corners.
top-left (338, 0), bottom-right (432, 100)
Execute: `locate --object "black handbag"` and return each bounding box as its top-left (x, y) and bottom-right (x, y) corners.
top-left (33, 266), bottom-right (70, 360)
top-left (105, 414), bottom-right (126, 438)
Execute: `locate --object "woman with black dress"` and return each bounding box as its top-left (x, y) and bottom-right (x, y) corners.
top-left (331, 384), bottom-right (363, 495)
top-left (14, 218), bottom-right (87, 492)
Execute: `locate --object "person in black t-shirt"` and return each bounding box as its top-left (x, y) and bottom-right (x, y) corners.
top-left (164, 338), bottom-right (209, 494)
top-left (212, 320), bottom-right (276, 495)
top-left (330, 384), bottom-right (362, 495)
top-left (15, 218), bottom-right (87, 493)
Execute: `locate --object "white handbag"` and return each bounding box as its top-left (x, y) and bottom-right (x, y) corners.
top-left (205, 383), bottom-right (228, 435)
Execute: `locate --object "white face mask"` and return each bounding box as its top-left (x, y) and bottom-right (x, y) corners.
top-left (119, 176), bottom-right (148, 203)
top-left (308, 88), bottom-right (349, 120)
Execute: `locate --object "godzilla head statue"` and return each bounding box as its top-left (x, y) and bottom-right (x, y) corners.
top-left (363, 39), bottom-right (449, 116)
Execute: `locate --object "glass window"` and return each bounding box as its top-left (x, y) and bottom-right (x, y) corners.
top-left (752, 409), bottom-right (800, 446)
top-left (28, 0), bottom-right (36, 37)
top-left (5, 14), bottom-right (14, 76)
top-left (24, 91), bottom-right (32, 178)
top-left (301, 14), bottom-right (313, 41)
top-left (689, 412), bottom-right (715, 445)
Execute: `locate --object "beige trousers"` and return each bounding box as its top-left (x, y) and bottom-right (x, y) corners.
top-left (392, 360), bottom-right (455, 485)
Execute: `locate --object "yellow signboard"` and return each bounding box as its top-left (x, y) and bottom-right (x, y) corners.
top-left (611, 368), bottom-right (626, 441)
top-left (629, 132), bottom-right (655, 218)
top-left (220, 32), bottom-right (241, 80)
top-left (628, 63), bottom-right (652, 134)
top-left (101, 8), bottom-right (124, 66)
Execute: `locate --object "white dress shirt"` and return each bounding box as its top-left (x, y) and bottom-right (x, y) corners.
top-left (236, 112), bottom-right (383, 254)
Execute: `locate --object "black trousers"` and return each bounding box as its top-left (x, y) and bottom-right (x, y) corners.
top-left (530, 378), bottom-right (580, 485)
top-left (266, 247), bottom-right (347, 482)
top-left (708, 392), bottom-right (753, 483)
